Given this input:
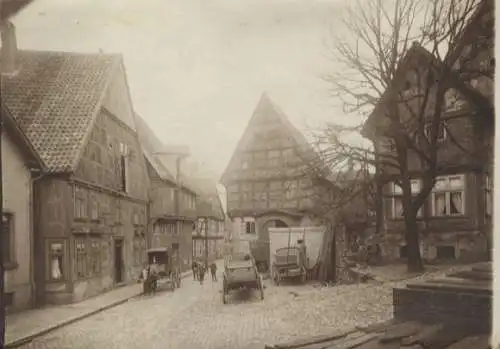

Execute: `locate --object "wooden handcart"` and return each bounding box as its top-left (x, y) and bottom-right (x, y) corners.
top-left (146, 247), bottom-right (181, 292)
top-left (222, 254), bottom-right (264, 304)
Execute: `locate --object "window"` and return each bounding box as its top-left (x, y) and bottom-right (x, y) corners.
top-left (379, 138), bottom-right (395, 153)
top-left (75, 238), bottom-right (88, 278)
top-left (119, 142), bottom-right (129, 193)
top-left (48, 241), bottom-right (65, 281)
top-left (431, 175), bottom-right (465, 216)
top-left (2, 213), bottom-right (13, 263)
top-left (444, 88), bottom-right (466, 112)
top-left (424, 122), bottom-right (447, 142)
top-left (391, 180), bottom-right (423, 219)
top-left (74, 186), bottom-right (88, 219)
top-left (90, 196), bottom-right (99, 220)
top-left (485, 174), bottom-right (492, 217)
top-left (245, 221), bottom-right (256, 234)
top-left (133, 235), bottom-right (146, 265)
top-left (90, 239), bottom-right (101, 275)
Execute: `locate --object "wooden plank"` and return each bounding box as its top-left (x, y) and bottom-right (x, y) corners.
top-left (400, 324), bottom-right (444, 346)
top-left (322, 332), bottom-right (380, 349)
top-left (445, 335), bottom-right (491, 349)
top-left (353, 337), bottom-right (402, 349)
top-left (273, 331), bottom-right (351, 349)
top-left (356, 319), bottom-right (397, 334)
top-left (379, 322), bottom-right (422, 343)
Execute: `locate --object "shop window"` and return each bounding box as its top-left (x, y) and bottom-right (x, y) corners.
top-left (48, 240), bottom-right (65, 281)
top-left (75, 238), bottom-right (88, 278)
top-left (2, 213), bottom-right (13, 264)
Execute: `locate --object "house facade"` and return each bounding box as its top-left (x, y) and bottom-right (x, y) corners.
top-left (221, 93), bottom-right (323, 265)
top-left (2, 26), bottom-right (150, 305)
top-left (136, 115), bottom-right (197, 272)
top-left (192, 191), bottom-right (226, 262)
top-left (1, 106), bottom-right (44, 312)
top-left (363, 4), bottom-right (493, 263)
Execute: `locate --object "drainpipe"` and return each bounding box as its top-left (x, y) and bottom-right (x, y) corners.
top-left (29, 169), bottom-right (44, 309)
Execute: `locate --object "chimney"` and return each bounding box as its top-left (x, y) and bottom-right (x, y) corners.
top-left (0, 21), bottom-right (18, 76)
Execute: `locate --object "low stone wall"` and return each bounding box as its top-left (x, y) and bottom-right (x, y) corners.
top-left (393, 285), bottom-right (492, 332)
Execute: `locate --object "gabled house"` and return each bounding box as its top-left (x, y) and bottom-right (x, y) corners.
top-left (1, 105), bottom-right (44, 312)
top-left (220, 92), bottom-right (323, 263)
top-left (362, 4), bottom-right (493, 263)
top-left (135, 115), bottom-right (198, 272)
top-left (1, 23), bottom-right (150, 306)
top-left (191, 178), bottom-right (226, 263)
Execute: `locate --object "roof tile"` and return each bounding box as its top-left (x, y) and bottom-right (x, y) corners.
top-left (1, 50), bottom-right (119, 172)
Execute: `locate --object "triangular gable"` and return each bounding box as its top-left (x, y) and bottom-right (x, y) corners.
top-left (362, 43), bottom-right (438, 138)
top-left (221, 92), bottom-right (318, 184)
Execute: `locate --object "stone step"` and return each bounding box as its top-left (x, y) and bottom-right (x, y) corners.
top-left (407, 278), bottom-right (492, 295)
top-left (446, 269), bottom-right (492, 281)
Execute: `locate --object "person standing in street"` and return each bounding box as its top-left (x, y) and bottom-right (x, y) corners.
top-left (192, 260), bottom-right (198, 281)
top-left (198, 261), bottom-right (206, 285)
top-left (210, 262), bottom-right (217, 281)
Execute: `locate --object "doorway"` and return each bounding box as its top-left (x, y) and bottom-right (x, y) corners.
top-left (114, 239), bottom-right (124, 284)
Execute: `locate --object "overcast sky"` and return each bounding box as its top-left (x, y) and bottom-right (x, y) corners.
top-left (13, 0), bottom-right (353, 179)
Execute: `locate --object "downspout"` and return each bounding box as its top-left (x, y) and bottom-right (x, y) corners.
top-left (29, 168), bottom-right (44, 308)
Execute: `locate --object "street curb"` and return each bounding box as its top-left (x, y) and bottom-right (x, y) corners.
top-left (6, 269), bottom-right (196, 348)
top-left (5, 297), bottom-right (133, 349)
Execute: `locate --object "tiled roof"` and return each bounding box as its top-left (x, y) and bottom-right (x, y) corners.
top-left (134, 113), bottom-right (200, 194)
top-left (135, 113), bottom-right (176, 182)
top-left (1, 50), bottom-right (119, 172)
top-left (266, 319), bottom-right (491, 349)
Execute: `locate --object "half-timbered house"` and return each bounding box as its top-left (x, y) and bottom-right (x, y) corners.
top-left (2, 24), bottom-right (149, 305)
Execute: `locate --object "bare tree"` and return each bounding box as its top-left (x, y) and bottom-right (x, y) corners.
top-left (312, 0), bottom-right (493, 272)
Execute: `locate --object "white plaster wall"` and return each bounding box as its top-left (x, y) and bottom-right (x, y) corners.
top-left (1, 132), bottom-right (33, 310)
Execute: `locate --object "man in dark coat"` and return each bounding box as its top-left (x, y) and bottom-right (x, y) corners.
top-left (210, 262), bottom-right (217, 281)
top-left (192, 260), bottom-right (198, 281)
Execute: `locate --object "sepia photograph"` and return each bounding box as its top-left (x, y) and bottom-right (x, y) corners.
top-left (0, 0), bottom-right (496, 348)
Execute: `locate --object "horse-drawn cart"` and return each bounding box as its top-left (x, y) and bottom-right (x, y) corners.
top-left (145, 247), bottom-right (181, 292)
top-left (222, 254), bottom-right (264, 304)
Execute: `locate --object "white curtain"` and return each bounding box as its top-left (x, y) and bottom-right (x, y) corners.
top-left (51, 256), bottom-right (62, 280)
top-left (434, 193), bottom-right (446, 215)
top-left (450, 192), bottom-right (463, 214)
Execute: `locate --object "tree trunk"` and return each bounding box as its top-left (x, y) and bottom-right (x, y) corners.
top-left (404, 217), bottom-right (424, 273)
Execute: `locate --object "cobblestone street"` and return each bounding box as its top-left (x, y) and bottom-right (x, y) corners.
top-left (18, 276), bottom-right (391, 349)
top-left (17, 265), bottom-right (472, 349)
